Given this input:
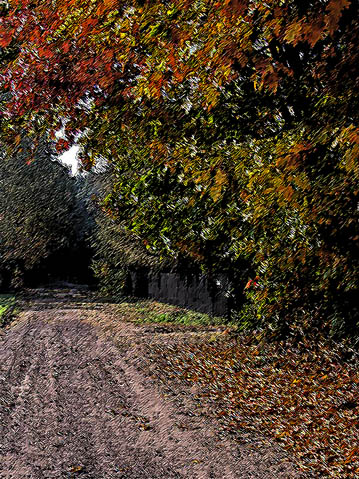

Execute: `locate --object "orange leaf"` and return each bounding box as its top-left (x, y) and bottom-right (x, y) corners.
top-left (326, 0), bottom-right (351, 35)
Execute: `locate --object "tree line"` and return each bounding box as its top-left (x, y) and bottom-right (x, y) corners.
top-left (0, 0), bottom-right (358, 338)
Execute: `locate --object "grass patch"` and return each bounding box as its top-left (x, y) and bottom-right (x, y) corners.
top-left (0, 294), bottom-right (16, 327)
top-left (102, 295), bottom-right (232, 328)
top-left (124, 298), bottom-right (227, 327)
top-left (96, 293), bottom-right (232, 328)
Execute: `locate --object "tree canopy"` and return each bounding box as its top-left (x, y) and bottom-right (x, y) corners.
top-left (1, 0), bottom-right (358, 334)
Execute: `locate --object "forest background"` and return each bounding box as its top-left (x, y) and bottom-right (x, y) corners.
top-left (0, 0), bottom-right (358, 340)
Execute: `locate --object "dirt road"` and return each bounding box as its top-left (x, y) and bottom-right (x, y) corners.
top-left (0, 288), bottom-right (308, 478)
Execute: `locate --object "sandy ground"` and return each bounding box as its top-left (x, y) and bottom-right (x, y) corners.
top-left (0, 288), bottom-right (310, 479)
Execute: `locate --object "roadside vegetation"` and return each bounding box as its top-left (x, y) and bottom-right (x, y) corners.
top-left (0, 294), bottom-right (16, 328)
top-left (112, 298), bottom-right (227, 328)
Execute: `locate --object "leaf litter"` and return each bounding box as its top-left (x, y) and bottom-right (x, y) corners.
top-left (147, 332), bottom-right (359, 478)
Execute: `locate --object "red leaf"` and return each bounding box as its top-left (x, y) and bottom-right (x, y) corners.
top-left (63, 41), bottom-right (71, 53)
top-left (55, 138), bottom-right (70, 153)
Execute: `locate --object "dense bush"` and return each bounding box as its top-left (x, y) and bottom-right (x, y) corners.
top-left (86, 167), bottom-right (170, 296)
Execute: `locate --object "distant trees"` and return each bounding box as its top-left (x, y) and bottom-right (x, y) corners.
top-left (0, 137), bottom-right (92, 288)
top-left (1, 0), bottom-right (359, 335)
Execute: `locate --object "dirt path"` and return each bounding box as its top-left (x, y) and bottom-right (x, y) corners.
top-left (0, 288), bottom-right (308, 479)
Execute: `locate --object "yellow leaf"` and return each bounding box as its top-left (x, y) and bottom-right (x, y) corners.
top-left (210, 184), bottom-right (221, 202)
top-left (70, 466), bottom-right (83, 472)
top-left (215, 168), bottom-right (228, 186)
top-left (284, 21), bottom-right (303, 45)
top-left (210, 169), bottom-right (228, 202)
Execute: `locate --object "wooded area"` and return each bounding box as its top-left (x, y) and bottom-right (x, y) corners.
top-left (0, 0), bottom-right (358, 339)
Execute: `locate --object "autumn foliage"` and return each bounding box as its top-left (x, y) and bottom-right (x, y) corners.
top-left (149, 331), bottom-right (359, 477)
top-left (1, 0), bottom-right (358, 335)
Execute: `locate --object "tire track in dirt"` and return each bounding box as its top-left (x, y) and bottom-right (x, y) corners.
top-left (0, 290), bottom-right (309, 478)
